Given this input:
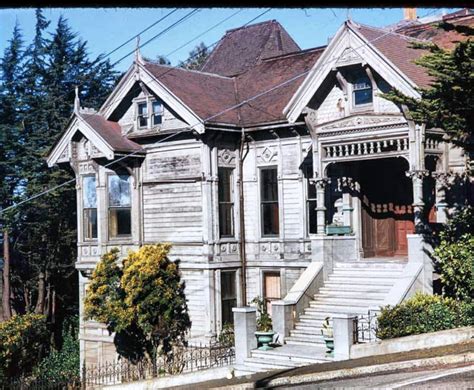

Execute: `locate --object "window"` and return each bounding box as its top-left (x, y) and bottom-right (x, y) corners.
top-left (353, 74), bottom-right (373, 106)
top-left (218, 168), bottom-right (234, 238)
top-left (260, 168), bottom-right (279, 236)
top-left (152, 101), bottom-right (163, 126)
top-left (83, 175), bottom-right (97, 240)
top-left (221, 271), bottom-right (237, 326)
top-left (305, 165), bottom-right (317, 234)
top-left (137, 102), bottom-right (148, 128)
top-left (263, 272), bottom-right (281, 316)
top-left (108, 174), bottom-right (131, 238)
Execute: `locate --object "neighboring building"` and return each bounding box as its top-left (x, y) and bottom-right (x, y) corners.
top-left (48, 10), bottom-right (473, 368)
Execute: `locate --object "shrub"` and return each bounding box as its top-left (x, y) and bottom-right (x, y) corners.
top-left (33, 316), bottom-right (79, 383)
top-left (0, 314), bottom-right (49, 381)
top-left (433, 233), bottom-right (474, 301)
top-left (377, 293), bottom-right (474, 339)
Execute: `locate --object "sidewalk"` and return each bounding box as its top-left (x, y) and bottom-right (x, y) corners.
top-left (171, 338), bottom-right (474, 389)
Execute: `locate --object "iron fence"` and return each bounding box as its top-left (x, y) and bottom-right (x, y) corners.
top-left (83, 339), bottom-right (235, 387)
top-left (353, 310), bottom-right (379, 343)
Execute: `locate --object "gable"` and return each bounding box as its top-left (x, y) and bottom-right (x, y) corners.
top-left (284, 21), bottom-right (425, 124)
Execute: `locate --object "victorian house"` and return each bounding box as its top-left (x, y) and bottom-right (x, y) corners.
top-left (48, 9), bottom-right (473, 368)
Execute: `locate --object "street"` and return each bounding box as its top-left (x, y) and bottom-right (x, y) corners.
top-left (283, 364), bottom-right (474, 389)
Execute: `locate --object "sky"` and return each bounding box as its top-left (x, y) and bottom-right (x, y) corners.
top-left (0, 7), bottom-right (457, 73)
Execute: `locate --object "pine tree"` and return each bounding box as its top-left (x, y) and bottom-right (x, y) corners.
top-left (179, 42), bottom-right (209, 71)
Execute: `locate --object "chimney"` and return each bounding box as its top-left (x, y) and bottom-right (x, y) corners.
top-left (403, 8), bottom-right (417, 20)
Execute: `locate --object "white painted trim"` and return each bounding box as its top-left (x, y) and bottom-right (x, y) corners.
top-left (284, 22), bottom-right (422, 124)
top-left (99, 62), bottom-right (205, 133)
top-left (47, 115), bottom-right (115, 167)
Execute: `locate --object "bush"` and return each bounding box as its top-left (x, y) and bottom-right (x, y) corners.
top-left (0, 314), bottom-right (49, 381)
top-left (433, 233), bottom-right (474, 301)
top-left (33, 316), bottom-right (79, 383)
top-left (377, 293), bottom-right (474, 339)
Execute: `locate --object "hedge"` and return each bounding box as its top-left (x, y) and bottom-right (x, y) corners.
top-left (376, 293), bottom-right (474, 339)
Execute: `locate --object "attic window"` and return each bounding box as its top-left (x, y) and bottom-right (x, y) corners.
top-left (152, 101), bottom-right (163, 125)
top-left (137, 102), bottom-right (148, 128)
top-left (353, 75), bottom-right (373, 106)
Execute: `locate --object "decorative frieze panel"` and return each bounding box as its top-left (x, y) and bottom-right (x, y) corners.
top-left (78, 162), bottom-right (97, 174)
top-left (260, 242), bottom-right (280, 254)
top-left (257, 146), bottom-right (278, 164)
top-left (323, 138), bottom-right (409, 160)
top-left (217, 149), bottom-right (236, 166)
top-left (80, 245), bottom-right (100, 257)
top-left (320, 115), bottom-right (405, 132)
top-left (219, 242), bottom-right (239, 255)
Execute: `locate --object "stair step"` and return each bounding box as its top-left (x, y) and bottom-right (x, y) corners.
top-left (285, 337), bottom-right (326, 346)
top-left (318, 286), bottom-right (390, 294)
top-left (243, 357), bottom-right (300, 370)
top-left (251, 350), bottom-right (325, 364)
top-left (317, 292), bottom-right (386, 300)
top-left (325, 278), bottom-right (395, 285)
top-left (289, 329), bottom-right (325, 338)
top-left (233, 365), bottom-right (261, 376)
top-left (310, 298), bottom-right (384, 307)
top-left (330, 271), bottom-right (402, 278)
top-left (304, 306), bottom-right (371, 315)
top-left (334, 262), bottom-right (406, 270)
top-left (299, 314), bottom-right (333, 322)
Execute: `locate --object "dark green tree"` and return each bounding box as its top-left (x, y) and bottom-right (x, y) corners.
top-left (383, 25), bottom-right (473, 155)
top-left (179, 42), bottom-right (209, 71)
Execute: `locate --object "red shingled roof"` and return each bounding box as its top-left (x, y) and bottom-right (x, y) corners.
top-left (81, 113), bottom-right (143, 153)
top-left (351, 22), bottom-right (433, 88)
top-left (201, 20), bottom-right (300, 77)
top-left (143, 62), bottom-right (239, 125)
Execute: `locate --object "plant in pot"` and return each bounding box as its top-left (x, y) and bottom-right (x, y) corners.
top-left (251, 296), bottom-right (274, 351)
top-left (321, 317), bottom-right (334, 357)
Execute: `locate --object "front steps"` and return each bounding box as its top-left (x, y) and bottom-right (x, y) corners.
top-left (235, 260), bottom-right (406, 374)
top-left (285, 260), bottom-right (405, 347)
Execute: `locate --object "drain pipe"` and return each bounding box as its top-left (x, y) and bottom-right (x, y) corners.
top-left (238, 127), bottom-right (249, 306)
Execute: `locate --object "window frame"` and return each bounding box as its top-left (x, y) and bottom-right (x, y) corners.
top-left (82, 174), bottom-right (98, 241)
top-left (220, 270), bottom-right (237, 326)
top-left (134, 97), bottom-right (165, 131)
top-left (218, 167), bottom-right (235, 238)
top-left (351, 73), bottom-right (373, 109)
top-left (304, 165), bottom-right (318, 236)
top-left (107, 173), bottom-right (132, 240)
top-left (260, 166), bottom-right (280, 238)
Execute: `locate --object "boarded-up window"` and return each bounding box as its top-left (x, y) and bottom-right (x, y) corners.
top-left (83, 175), bottom-right (97, 239)
top-left (221, 271), bottom-right (237, 326)
top-left (108, 175), bottom-right (131, 238)
top-left (261, 168), bottom-right (279, 236)
top-left (218, 168), bottom-right (234, 237)
top-left (263, 272), bottom-right (281, 316)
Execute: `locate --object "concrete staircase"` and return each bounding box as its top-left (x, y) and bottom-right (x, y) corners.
top-left (234, 260), bottom-right (406, 375)
top-left (285, 260), bottom-right (405, 346)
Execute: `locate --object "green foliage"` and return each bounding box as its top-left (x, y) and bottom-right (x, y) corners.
top-left (377, 293), bottom-right (474, 339)
top-left (382, 36), bottom-right (474, 154)
top-left (179, 42), bottom-right (209, 71)
top-left (218, 323), bottom-right (235, 347)
top-left (439, 206), bottom-right (474, 244)
top-left (84, 244), bottom-right (191, 364)
top-left (251, 296), bottom-right (273, 332)
top-left (0, 314), bottom-right (49, 381)
top-left (33, 316), bottom-right (80, 383)
top-left (433, 234), bottom-right (474, 301)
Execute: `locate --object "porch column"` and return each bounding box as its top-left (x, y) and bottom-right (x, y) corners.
top-left (406, 170), bottom-right (429, 228)
top-left (342, 192), bottom-right (353, 228)
top-left (432, 172), bottom-right (450, 224)
top-left (313, 178), bottom-right (330, 234)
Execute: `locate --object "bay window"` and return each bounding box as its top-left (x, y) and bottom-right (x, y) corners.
top-left (108, 174), bottom-right (131, 238)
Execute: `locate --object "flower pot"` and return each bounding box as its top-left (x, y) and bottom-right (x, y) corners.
top-left (255, 330), bottom-right (275, 350)
top-left (323, 337), bottom-right (334, 357)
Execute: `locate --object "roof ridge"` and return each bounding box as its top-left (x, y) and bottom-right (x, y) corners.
top-left (349, 20), bottom-right (430, 43)
top-left (144, 60), bottom-right (234, 80)
top-left (225, 19), bottom-right (277, 34)
top-left (262, 45), bottom-right (326, 62)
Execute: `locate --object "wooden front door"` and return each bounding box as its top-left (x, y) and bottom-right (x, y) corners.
top-left (362, 207), bottom-right (414, 257)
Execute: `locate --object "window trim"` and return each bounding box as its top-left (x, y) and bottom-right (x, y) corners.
top-left (351, 73), bottom-right (373, 109)
top-left (260, 166), bottom-right (280, 238)
top-left (304, 165), bottom-right (317, 236)
top-left (218, 167), bottom-right (235, 238)
top-left (82, 174), bottom-right (98, 241)
top-left (107, 173), bottom-right (132, 240)
top-left (134, 97), bottom-right (164, 131)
